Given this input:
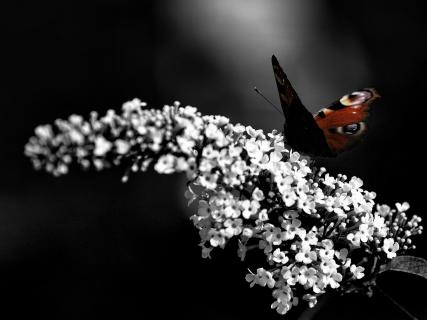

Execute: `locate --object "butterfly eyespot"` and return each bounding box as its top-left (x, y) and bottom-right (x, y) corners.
top-left (342, 123), bottom-right (360, 134)
top-left (340, 91), bottom-right (372, 106)
top-left (333, 122), bottom-right (366, 135)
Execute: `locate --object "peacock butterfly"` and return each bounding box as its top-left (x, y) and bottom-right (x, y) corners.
top-left (271, 55), bottom-right (380, 157)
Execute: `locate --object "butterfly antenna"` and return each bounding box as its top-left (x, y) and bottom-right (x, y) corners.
top-left (253, 87), bottom-right (283, 116)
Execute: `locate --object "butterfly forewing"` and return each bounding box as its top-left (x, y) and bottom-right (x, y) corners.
top-left (271, 55), bottom-right (333, 157)
top-left (271, 55), bottom-right (304, 114)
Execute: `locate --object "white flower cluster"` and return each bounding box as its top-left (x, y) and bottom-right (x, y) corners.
top-left (25, 99), bottom-right (423, 316)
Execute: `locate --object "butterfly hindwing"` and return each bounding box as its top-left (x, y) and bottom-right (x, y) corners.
top-left (314, 89), bottom-right (380, 154)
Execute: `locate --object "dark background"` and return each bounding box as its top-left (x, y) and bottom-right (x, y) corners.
top-left (2, 1), bottom-right (427, 319)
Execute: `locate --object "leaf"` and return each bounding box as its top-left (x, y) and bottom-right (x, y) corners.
top-left (379, 255), bottom-right (427, 280)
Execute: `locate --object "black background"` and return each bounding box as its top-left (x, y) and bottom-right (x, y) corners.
top-left (2, 1), bottom-right (427, 319)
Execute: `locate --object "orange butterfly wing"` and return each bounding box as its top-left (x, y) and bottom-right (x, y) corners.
top-left (314, 89), bottom-right (380, 154)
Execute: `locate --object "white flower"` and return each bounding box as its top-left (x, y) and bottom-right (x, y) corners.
top-left (69, 130), bottom-right (84, 144)
top-left (201, 144), bottom-right (219, 159)
top-left (302, 294), bottom-right (317, 308)
top-left (282, 189), bottom-right (297, 207)
top-left (358, 223), bottom-right (373, 243)
top-left (377, 204), bottom-right (391, 216)
top-left (319, 246), bottom-right (334, 261)
top-left (209, 230), bottom-right (226, 247)
top-left (271, 291), bottom-right (293, 315)
top-left (281, 266), bottom-right (300, 286)
top-left (199, 172), bottom-right (218, 189)
top-left (295, 246), bottom-right (317, 264)
top-left (323, 173), bottom-right (336, 187)
top-left (35, 125), bottom-right (53, 140)
top-left (94, 137), bottom-right (112, 156)
top-left (347, 232), bottom-right (361, 247)
top-left (383, 238), bottom-right (399, 259)
top-left (176, 136), bottom-right (195, 154)
top-left (328, 271), bottom-right (343, 289)
top-left (246, 126), bottom-right (263, 138)
top-left (272, 287), bottom-right (294, 308)
top-left (265, 227), bottom-right (285, 245)
top-left (298, 197), bottom-right (316, 214)
top-left (373, 214), bottom-right (388, 237)
top-left (321, 239), bottom-right (334, 250)
top-left (175, 157), bottom-right (189, 171)
top-left (349, 176), bottom-right (363, 189)
top-left (333, 194), bottom-right (351, 214)
top-left (351, 189), bottom-right (365, 206)
top-left (69, 114), bottom-right (84, 125)
top-left (122, 98), bottom-right (145, 113)
top-left (223, 204), bottom-right (241, 219)
top-left (297, 229), bottom-right (318, 249)
top-left (396, 202), bottom-right (410, 212)
top-left (232, 123), bottom-right (246, 134)
top-left (154, 154), bottom-right (176, 174)
top-left (289, 151), bottom-right (300, 162)
top-left (350, 265), bottom-right (365, 279)
top-left (272, 248), bottom-right (289, 264)
top-left (319, 257), bottom-right (338, 274)
top-left (258, 209), bottom-right (269, 222)
top-left (224, 218), bottom-right (243, 236)
top-left (198, 159), bottom-right (214, 172)
top-left (241, 200), bottom-right (260, 219)
top-left (282, 219), bottom-right (301, 240)
top-left (313, 275), bottom-right (328, 293)
top-left (298, 266), bottom-right (318, 287)
top-left (269, 150), bottom-right (282, 163)
top-left (245, 268), bottom-right (275, 288)
top-left (204, 123), bottom-right (220, 139)
top-left (242, 228), bottom-right (253, 238)
top-left (252, 187), bottom-right (265, 201)
top-left (245, 139), bottom-right (263, 162)
top-left (115, 139), bottom-right (130, 154)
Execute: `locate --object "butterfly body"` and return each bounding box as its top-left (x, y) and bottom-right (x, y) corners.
top-left (271, 55), bottom-right (379, 156)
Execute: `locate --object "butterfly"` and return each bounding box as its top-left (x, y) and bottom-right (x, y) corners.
top-left (271, 55), bottom-right (380, 157)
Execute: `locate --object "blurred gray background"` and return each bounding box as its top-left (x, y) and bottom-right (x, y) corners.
top-left (2, 1), bottom-right (426, 319)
